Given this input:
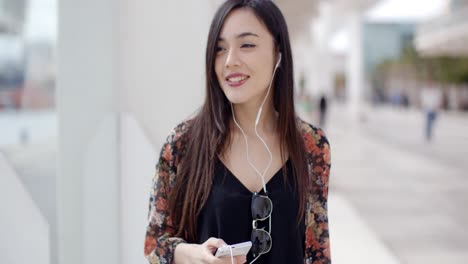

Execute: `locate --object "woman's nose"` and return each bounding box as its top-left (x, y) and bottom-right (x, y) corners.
top-left (225, 49), bottom-right (241, 68)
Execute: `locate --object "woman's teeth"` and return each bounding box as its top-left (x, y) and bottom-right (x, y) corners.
top-left (228, 76), bottom-right (248, 82)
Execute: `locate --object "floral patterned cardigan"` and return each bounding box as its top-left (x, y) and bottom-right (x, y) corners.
top-left (144, 119), bottom-right (331, 264)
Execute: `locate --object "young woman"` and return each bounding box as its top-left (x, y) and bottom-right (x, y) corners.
top-left (144, 1), bottom-right (331, 263)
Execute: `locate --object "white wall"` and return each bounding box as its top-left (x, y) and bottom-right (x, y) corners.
top-left (120, 113), bottom-right (158, 264)
top-left (118, 1), bottom-right (213, 148)
top-left (57, 1), bottom-right (216, 264)
top-left (0, 153), bottom-right (50, 264)
top-left (117, 1), bottom-right (214, 262)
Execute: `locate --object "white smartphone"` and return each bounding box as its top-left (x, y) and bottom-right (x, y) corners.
top-left (214, 241), bottom-right (252, 258)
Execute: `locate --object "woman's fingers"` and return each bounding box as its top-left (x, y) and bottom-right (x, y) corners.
top-left (203, 237), bottom-right (227, 248)
top-left (216, 255), bottom-right (246, 264)
top-left (235, 255), bottom-right (247, 263)
top-left (201, 237), bottom-right (248, 264)
top-left (202, 237), bottom-right (227, 254)
top-left (214, 252), bottom-right (248, 264)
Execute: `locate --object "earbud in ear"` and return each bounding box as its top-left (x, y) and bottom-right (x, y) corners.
top-left (275, 53), bottom-right (282, 69)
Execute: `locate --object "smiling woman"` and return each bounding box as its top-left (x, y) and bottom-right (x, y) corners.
top-left (144, 1), bottom-right (331, 264)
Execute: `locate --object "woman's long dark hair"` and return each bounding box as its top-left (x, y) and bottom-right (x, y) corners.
top-left (168, 0), bottom-right (308, 242)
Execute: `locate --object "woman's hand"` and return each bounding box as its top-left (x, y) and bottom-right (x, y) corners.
top-left (174, 237), bottom-right (247, 264)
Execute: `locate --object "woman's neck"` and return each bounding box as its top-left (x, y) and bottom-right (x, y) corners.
top-left (230, 100), bottom-right (277, 136)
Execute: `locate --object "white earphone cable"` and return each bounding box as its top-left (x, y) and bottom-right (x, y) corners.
top-left (229, 246), bottom-right (234, 264)
top-left (231, 57), bottom-right (280, 193)
top-left (230, 54), bottom-right (281, 264)
top-left (231, 104), bottom-right (266, 190)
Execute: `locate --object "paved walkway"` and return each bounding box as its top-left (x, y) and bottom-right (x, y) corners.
top-left (314, 103), bottom-right (468, 264)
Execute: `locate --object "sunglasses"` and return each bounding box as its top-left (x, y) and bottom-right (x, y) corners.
top-left (251, 192), bottom-right (273, 258)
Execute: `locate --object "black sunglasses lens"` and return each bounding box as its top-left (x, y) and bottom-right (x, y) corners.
top-left (251, 229), bottom-right (272, 255)
top-left (251, 195), bottom-right (272, 219)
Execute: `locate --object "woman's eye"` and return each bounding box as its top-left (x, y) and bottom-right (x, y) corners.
top-left (241, 43), bottom-right (256, 48)
top-left (216, 46), bottom-right (226, 52)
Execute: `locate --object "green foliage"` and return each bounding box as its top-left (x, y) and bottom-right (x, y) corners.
top-left (375, 43), bottom-right (468, 85)
top-left (404, 44), bottom-right (468, 84)
top-left (429, 57), bottom-right (468, 84)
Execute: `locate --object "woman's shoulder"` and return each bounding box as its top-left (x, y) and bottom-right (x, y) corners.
top-left (167, 119), bottom-right (192, 141)
top-left (296, 119), bottom-right (331, 193)
top-left (296, 117), bottom-right (330, 154)
top-left (159, 119), bottom-right (194, 168)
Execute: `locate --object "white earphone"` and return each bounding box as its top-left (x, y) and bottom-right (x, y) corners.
top-left (255, 52), bottom-right (282, 126)
top-left (232, 51), bottom-right (282, 194)
top-left (275, 52), bottom-right (282, 69)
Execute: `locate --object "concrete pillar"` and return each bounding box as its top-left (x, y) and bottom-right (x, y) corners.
top-left (57, 0), bottom-right (120, 263)
top-left (293, 35), bottom-right (313, 96)
top-left (305, 2), bottom-right (335, 98)
top-left (316, 3), bottom-right (335, 98)
top-left (346, 11), bottom-right (365, 118)
top-left (57, 1), bottom-right (213, 264)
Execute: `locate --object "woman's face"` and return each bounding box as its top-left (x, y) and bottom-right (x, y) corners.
top-left (215, 8), bottom-right (277, 107)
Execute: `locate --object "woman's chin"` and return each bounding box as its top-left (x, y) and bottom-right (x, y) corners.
top-left (228, 97), bottom-right (253, 106)
top-left (224, 93), bottom-right (248, 105)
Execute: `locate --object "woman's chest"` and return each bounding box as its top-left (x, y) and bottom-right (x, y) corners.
top-left (221, 137), bottom-right (286, 193)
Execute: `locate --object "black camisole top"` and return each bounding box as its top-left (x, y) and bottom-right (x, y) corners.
top-left (196, 159), bottom-right (305, 263)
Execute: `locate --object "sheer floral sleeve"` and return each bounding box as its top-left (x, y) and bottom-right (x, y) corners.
top-left (144, 124), bottom-right (188, 264)
top-left (301, 122), bottom-right (332, 264)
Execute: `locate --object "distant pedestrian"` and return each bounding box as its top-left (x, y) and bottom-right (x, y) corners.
top-left (401, 91), bottom-right (409, 108)
top-left (19, 128), bottom-right (29, 145)
top-left (421, 81), bottom-right (442, 141)
top-left (318, 94), bottom-right (328, 128)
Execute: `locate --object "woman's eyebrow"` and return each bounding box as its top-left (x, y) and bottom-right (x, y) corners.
top-left (218, 32), bottom-right (259, 41)
top-left (236, 32), bottom-right (259, 38)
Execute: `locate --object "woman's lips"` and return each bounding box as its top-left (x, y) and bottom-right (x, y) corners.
top-left (226, 74), bottom-right (250, 88)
